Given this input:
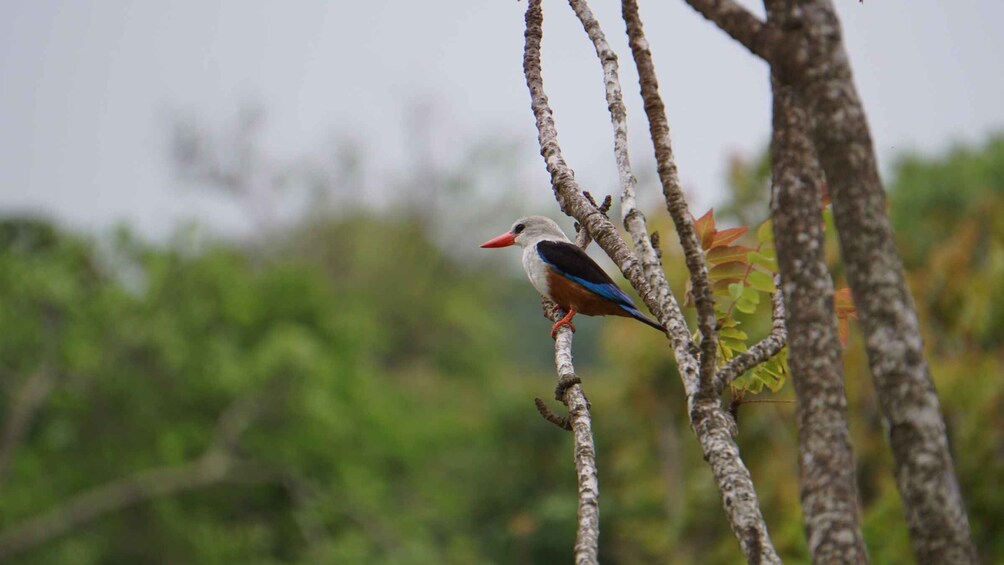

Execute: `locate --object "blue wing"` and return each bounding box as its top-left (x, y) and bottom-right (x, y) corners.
top-left (536, 241), bottom-right (636, 307)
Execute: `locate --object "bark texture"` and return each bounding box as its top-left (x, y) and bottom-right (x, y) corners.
top-left (535, 223), bottom-right (604, 565)
top-left (769, 61), bottom-right (867, 563)
top-left (549, 304), bottom-right (600, 565)
top-left (786, 3), bottom-right (977, 562)
top-left (621, 0), bottom-right (718, 392)
top-left (680, 0), bottom-right (977, 561)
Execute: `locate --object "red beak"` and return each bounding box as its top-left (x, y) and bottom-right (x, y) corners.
top-left (480, 231), bottom-right (517, 248)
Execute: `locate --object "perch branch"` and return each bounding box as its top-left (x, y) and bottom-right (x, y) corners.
top-left (533, 201), bottom-right (604, 564)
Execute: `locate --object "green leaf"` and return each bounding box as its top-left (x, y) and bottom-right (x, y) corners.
top-left (719, 327), bottom-right (748, 341)
top-left (710, 261), bottom-right (750, 281)
top-left (735, 297), bottom-right (757, 314)
top-left (728, 282), bottom-right (744, 300)
top-left (757, 219), bottom-right (774, 243)
top-left (740, 285), bottom-right (760, 305)
top-left (748, 251), bottom-right (777, 272)
top-left (748, 270), bottom-right (776, 293)
top-left (720, 338), bottom-right (748, 353)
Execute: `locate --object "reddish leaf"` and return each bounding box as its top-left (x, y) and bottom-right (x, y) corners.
top-left (834, 287), bottom-right (857, 345)
top-left (709, 261), bottom-right (750, 280)
top-left (833, 287), bottom-right (857, 318)
top-left (707, 245), bottom-right (755, 266)
top-left (710, 226), bottom-right (750, 249)
top-left (693, 209), bottom-right (716, 249)
top-left (838, 317), bottom-right (850, 345)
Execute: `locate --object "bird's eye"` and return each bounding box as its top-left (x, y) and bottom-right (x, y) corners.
top-left (513, 223), bottom-right (525, 234)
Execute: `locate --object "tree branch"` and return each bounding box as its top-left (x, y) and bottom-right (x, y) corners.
top-left (782, 2), bottom-right (976, 561)
top-left (0, 367), bottom-right (56, 483)
top-left (0, 389), bottom-right (281, 560)
top-left (680, 0), bottom-right (789, 68)
top-left (622, 0), bottom-right (720, 395)
top-left (533, 222), bottom-right (603, 564)
top-left (679, 0), bottom-right (977, 559)
top-left (766, 26), bottom-right (867, 557)
top-left (525, 1), bottom-right (780, 562)
top-left (716, 282), bottom-right (786, 392)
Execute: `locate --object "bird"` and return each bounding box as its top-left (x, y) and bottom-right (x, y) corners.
top-left (480, 215), bottom-right (663, 337)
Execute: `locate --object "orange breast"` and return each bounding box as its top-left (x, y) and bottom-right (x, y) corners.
top-left (546, 270), bottom-right (630, 317)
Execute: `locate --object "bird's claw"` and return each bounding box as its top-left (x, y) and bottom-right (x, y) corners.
top-left (550, 309), bottom-right (577, 339)
top-left (550, 319), bottom-right (576, 339)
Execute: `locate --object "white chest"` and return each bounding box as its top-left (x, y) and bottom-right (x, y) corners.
top-left (522, 244), bottom-right (553, 300)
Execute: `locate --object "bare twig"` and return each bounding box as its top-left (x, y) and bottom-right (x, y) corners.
top-left (547, 314), bottom-right (600, 565)
top-left (681, 0), bottom-right (789, 71)
top-left (621, 0), bottom-right (719, 395)
top-left (716, 281), bottom-right (787, 391)
top-left (535, 398), bottom-right (572, 430)
top-left (0, 390), bottom-right (280, 560)
top-left (0, 367), bottom-right (56, 483)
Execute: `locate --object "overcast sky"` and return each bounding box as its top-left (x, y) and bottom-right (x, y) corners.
top-left (2, 1), bottom-right (1002, 239)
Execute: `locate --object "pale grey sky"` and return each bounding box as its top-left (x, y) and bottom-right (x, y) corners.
top-left (1, 1), bottom-right (1001, 238)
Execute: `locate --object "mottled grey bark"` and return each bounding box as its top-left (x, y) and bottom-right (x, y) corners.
top-left (793, 4), bottom-right (976, 562)
top-left (680, 0), bottom-right (977, 562)
top-left (769, 58), bottom-right (868, 562)
top-left (620, 0), bottom-right (719, 393)
top-left (547, 302), bottom-right (601, 565)
top-left (524, 1), bottom-right (781, 562)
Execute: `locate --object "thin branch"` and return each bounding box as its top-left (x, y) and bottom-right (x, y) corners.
top-left (680, 0), bottom-right (788, 68)
top-left (532, 199), bottom-right (603, 564)
top-left (535, 397), bottom-right (572, 431)
top-left (565, 0), bottom-right (672, 334)
top-left (0, 367), bottom-right (56, 483)
top-left (716, 281), bottom-right (787, 391)
top-left (547, 311), bottom-right (599, 565)
top-left (622, 0), bottom-right (719, 395)
top-left (0, 389), bottom-right (280, 560)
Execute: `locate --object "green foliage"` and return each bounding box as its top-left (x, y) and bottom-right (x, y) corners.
top-left (693, 209), bottom-right (789, 394)
top-left (0, 216), bottom-right (576, 564)
top-left (890, 134), bottom-right (1004, 267)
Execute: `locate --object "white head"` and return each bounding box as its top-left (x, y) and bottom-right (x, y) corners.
top-left (480, 215), bottom-right (570, 249)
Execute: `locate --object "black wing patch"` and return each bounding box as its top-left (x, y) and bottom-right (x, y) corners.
top-left (536, 240), bottom-right (634, 306)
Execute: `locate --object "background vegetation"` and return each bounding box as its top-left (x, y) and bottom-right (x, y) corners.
top-left (1, 133), bottom-right (1001, 564)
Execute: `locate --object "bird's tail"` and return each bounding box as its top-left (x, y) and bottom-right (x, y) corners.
top-left (623, 305), bottom-right (665, 332)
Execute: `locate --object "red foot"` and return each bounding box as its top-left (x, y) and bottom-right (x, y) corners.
top-left (550, 309), bottom-right (577, 339)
